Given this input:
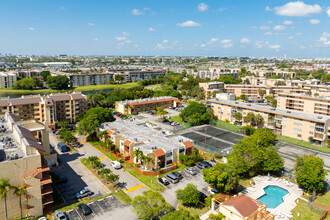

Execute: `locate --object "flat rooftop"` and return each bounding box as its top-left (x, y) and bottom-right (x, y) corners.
top-left (208, 98), bottom-right (330, 123)
top-left (278, 92), bottom-right (330, 100)
top-left (100, 119), bottom-right (191, 155)
top-left (117, 96), bottom-right (180, 106)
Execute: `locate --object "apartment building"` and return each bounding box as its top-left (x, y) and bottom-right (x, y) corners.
top-left (0, 72), bottom-right (17, 88)
top-left (115, 96), bottom-right (182, 114)
top-left (15, 70), bottom-right (41, 78)
top-left (0, 112), bottom-right (55, 219)
top-left (99, 119), bottom-right (194, 171)
top-left (68, 73), bottom-right (114, 86)
top-left (241, 76), bottom-right (321, 87)
top-left (0, 92), bottom-right (88, 128)
top-left (120, 70), bottom-right (166, 82)
top-left (208, 97), bottom-right (330, 144)
top-left (199, 82), bottom-right (225, 97)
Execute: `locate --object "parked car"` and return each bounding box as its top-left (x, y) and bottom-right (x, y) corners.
top-left (54, 211), bottom-right (67, 220)
top-left (76, 188), bottom-right (92, 199)
top-left (171, 172), bottom-right (183, 180)
top-left (196, 162), bottom-right (209, 169)
top-left (208, 188), bottom-right (219, 195)
top-left (78, 203), bottom-right (92, 215)
top-left (184, 167), bottom-right (197, 176)
top-left (38, 217), bottom-right (47, 220)
top-left (57, 142), bottom-right (68, 152)
top-left (110, 161), bottom-right (121, 169)
top-left (164, 173), bottom-right (179, 184)
top-left (158, 177), bottom-right (170, 186)
top-left (201, 161), bottom-right (213, 168)
top-left (199, 191), bottom-right (207, 202)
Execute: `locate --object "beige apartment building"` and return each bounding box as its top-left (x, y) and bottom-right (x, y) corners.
top-left (0, 92), bottom-right (88, 129)
top-left (115, 96), bottom-right (181, 114)
top-left (208, 97), bottom-right (330, 144)
top-left (0, 72), bottom-right (17, 88)
top-left (0, 112), bottom-right (55, 219)
top-left (199, 82), bottom-right (225, 98)
top-left (99, 119), bottom-right (194, 171)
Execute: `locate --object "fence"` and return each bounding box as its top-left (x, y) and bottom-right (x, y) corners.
top-left (193, 139), bottom-right (232, 156)
top-left (134, 162), bottom-right (177, 176)
top-left (308, 192), bottom-right (329, 218)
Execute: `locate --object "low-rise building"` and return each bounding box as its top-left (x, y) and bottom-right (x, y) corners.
top-left (68, 73), bottom-right (114, 86)
top-left (0, 72), bottom-right (17, 88)
top-left (115, 96), bottom-right (181, 114)
top-left (0, 112), bottom-right (55, 219)
top-left (99, 119), bottom-right (194, 171)
top-left (199, 82), bottom-right (225, 97)
top-left (208, 98), bottom-right (330, 144)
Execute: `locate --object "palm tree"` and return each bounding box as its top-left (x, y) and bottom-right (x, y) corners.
top-left (99, 168), bottom-right (111, 179)
top-left (106, 139), bottom-right (115, 152)
top-left (13, 185), bottom-right (26, 220)
top-left (133, 148), bottom-right (143, 164)
top-left (254, 114), bottom-right (264, 127)
top-left (144, 156), bottom-right (154, 170)
top-left (106, 174), bottom-right (119, 187)
top-left (98, 130), bottom-right (109, 142)
top-left (234, 112), bottom-right (242, 121)
top-left (0, 177), bottom-right (11, 220)
top-left (243, 112), bottom-right (254, 125)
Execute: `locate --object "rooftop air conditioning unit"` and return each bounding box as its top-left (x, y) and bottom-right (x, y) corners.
top-left (286, 111), bottom-right (291, 113)
top-left (247, 104), bottom-right (251, 106)
top-left (317, 116), bottom-right (323, 119)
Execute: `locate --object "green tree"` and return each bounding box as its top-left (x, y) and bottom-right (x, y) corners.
top-left (254, 114), bottom-right (264, 127)
top-left (243, 112), bottom-right (254, 125)
top-left (271, 99), bottom-right (277, 107)
top-left (175, 184), bottom-right (200, 207)
top-left (105, 173), bottom-right (119, 186)
top-left (132, 190), bottom-right (172, 220)
top-left (203, 163), bottom-right (238, 192)
top-left (40, 71), bottom-right (51, 81)
top-left (57, 121), bottom-right (69, 128)
top-left (13, 78), bottom-right (37, 90)
top-left (115, 75), bottom-right (125, 81)
top-left (180, 102), bottom-right (211, 125)
top-left (295, 155), bottom-right (326, 193)
top-left (99, 168), bottom-right (111, 178)
top-left (209, 212), bottom-right (225, 220)
top-left (133, 148), bottom-right (143, 165)
top-left (234, 112), bottom-right (242, 121)
top-left (243, 125), bottom-right (256, 136)
top-left (98, 130), bottom-right (109, 142)
top-left (46, 75), bottom-right (69, 90)
top-left (160, 209), bottom-right (199, 220)
top-left (13, 185), bottom-right (26, 220)
top-left (0, 177), bottom-right (11, 220)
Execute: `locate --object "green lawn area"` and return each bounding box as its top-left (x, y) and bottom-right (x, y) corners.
top-left (177, 202), bottom-right (209, 217)
top-left (276, 135), bottom-right (330, 154)
top-left (314, 191), bottom-right (330, 208)
top-left (88, 141), bottom-right (119, 162)
top-left (210, 120), bottom-right (242, 134)
top-left (0, 82), bottom-right (139, 95)
top-left (123, 164), bottom-right (166, 191)
top-left (170, 115), bottom-right (192, 128)
top-left (291, 199), bottom-right (324, 220)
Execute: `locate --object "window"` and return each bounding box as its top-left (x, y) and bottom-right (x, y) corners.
top-left (166, 152), bottom-right (172, 157)
top-left (309, 131), bottom-right (314, 135)
top-left (179, 148), bottom-right (185, 154)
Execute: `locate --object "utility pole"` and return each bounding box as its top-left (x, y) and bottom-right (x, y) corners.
top-left (204, 127), bottom-right (207, 157)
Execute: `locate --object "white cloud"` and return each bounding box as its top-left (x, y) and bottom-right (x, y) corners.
top-left (327, 8), bottom-right (330, 18)
top-left (93, 38), bottom-right (99, 41)
top-left (29, 27), bottom-right (35, 31)
top-left (274, 1), bottom-right (322, 17)
top-left (300, 46), bottom-right (306, 49)
top-left (132, 9), bottom-right (144, 15)
top-left (220, 39), bottom-right (233, 48)
top-left (260, 25), bottom-right (270, 30)
top-left (288, 36), bottom-right (294, 40)
top-left (273, 25), bottom-right (286, 31)
top-left (87, 23), bottom-right (95, 26)
top-left (283, 20), bottom-right (293, 25)
top-left (265, 20), bottom-right (273, 24)
top-left (218, 7), bottom-right (226, 12)
top-left (122, 32), bottom-right (130, 36)
top-left (207, 38), bottom-right (219, 44)
top-left (198, 3), bottom-right (208, 12)
top-left (148, 27), bottom-right (156, 31)
top-left (269, 44), bottom-right (281, 51)
top-left (296, 32), bottom-right (304, 36)
top-left (264, 32), bottom-right (272, 36)
top-left (200, 44), bottom-right (206, 48)
top-left (309, 19), bottom-right (320, 24)
top-left (251, 26), bottom-right (257, 29)
top-left (256, 41), bottom-right (263, 49)
top-left (240, 38), bottom-right (250, 44)
top-left (265, 6), bottom-right (271, 12)
top-left (115, 36), bottom-right (126, 41)
top-left (172, 40), bottom-right (178, 45)
top-left (177, 20), bottom-right (201, 27)
top-left (318, 32), bottom-right (330, 47)
top-left (163, 40), bottom-right (168, 44)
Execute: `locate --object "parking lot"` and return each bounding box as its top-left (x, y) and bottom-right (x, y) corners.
top-left (179, 125), bottom-right (245, 155)
top-left (65, 195), bottom-right (137, 220)
top-left (161, 164), bottom-right (213, 207)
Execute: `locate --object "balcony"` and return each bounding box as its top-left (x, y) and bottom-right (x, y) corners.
top-left (40, 172), bottom-right (52, 185)
top-left (42, 194), bottom-right (54, 205)
top-left (41, 185), bottom-right (53, 195)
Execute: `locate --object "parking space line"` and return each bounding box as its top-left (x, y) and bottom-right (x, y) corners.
top-left (75, 208), bottom-right (83, 220)
top-left (95, 200), bottom-right (104, 212)
top-left (125, 184), bottom-right (144, 193)
top-left (99, 157), bottom-right (106, 160)
top-left (105, 197), bottom-right (114, 208)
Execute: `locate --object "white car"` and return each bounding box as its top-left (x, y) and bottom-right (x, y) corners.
top-left (110, 161), bottom-right (121, 169)
top-left (38, 217), bottom-right (47, 220)
top-left (208, 188), bottom-right (219, 195)
top-left (55, 211), bottom-right (67, 220)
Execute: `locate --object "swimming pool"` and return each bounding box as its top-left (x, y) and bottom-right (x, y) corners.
top-left (257, 185), bottom-right (288, 209)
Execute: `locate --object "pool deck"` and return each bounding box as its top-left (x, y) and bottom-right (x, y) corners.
top-left (245, 176), bottom-right (303, 219)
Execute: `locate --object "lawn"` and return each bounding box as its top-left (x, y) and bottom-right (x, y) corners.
top-left (88, 141), bottom-right (119, 162)
top-left (170, 115), bottom-right (192, 128)
top-left (291, 199), bottom-right (324, 220)
top-left (314, 191), bottom-right (330, 208)
top-left (177, 202), bottom-right (209, 217)
top-left (123, 164), bottom-right (166, 191)
top-left (0, 82), bottom-right (139, 94)
top-left (276, 135), bottom-right (330, 154)
top-left (210, 120), bottom-right (242, 134)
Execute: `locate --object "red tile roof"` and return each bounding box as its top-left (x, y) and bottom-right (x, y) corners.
top-left (0, 100), bottom-right (9, 107)
top-left (153, 148), bottom-right (166, 157)
top-left (11, 97), bottom-right (42, 106)
top-left (71, 93), bottom-right (84, 100)
top-left (222, 195), bottom-right (259, 217)
top-left (50, 94), bottom-right (71, 101)
top-left (108, 130), bottom-right (114, 136)
top-left (183, 141), bottom-right (194, 148)
top-left (124, 139), bottom-right (132, 146)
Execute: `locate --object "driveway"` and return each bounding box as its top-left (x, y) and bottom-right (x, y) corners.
top-left (50, 133), bottom-right (108, 204)
top-left (65, 195), bottom-right (138, 220)
top-left (161, 166), bottom-right (210, 207)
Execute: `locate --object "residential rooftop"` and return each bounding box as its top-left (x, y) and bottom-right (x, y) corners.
top-left (99, 118), bottom-right (192, 155)
top-left (117, 96), bottom-right (181, 106)
top-left (208, 98), bottom-right (330, 122)
top-left (278, 91), bottom-right (330, 100)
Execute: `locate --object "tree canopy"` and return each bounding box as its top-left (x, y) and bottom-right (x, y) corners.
top-left (14, 78), bottom-right (39, 90)
top-left (180, 101), bottom-right (211, 125)
top-left (46, 75), bottom-right (69, 90)
top-left (132, 190), bottom-right (172, 220)
top-left (160, 209), bottom-right (199, 220)
top-left (295, 155), bottom-right (326, 193)
top-left (175, 184), bottom-right (200, 207)
top-left (40, 71), bottom-right (51, 81)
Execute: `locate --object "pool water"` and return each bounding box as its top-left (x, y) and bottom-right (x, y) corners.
top-left (257, 185), bottom-right (288, 209)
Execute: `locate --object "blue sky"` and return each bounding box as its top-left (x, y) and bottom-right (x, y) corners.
top-left (1, 0), bottom-right (330, 57)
